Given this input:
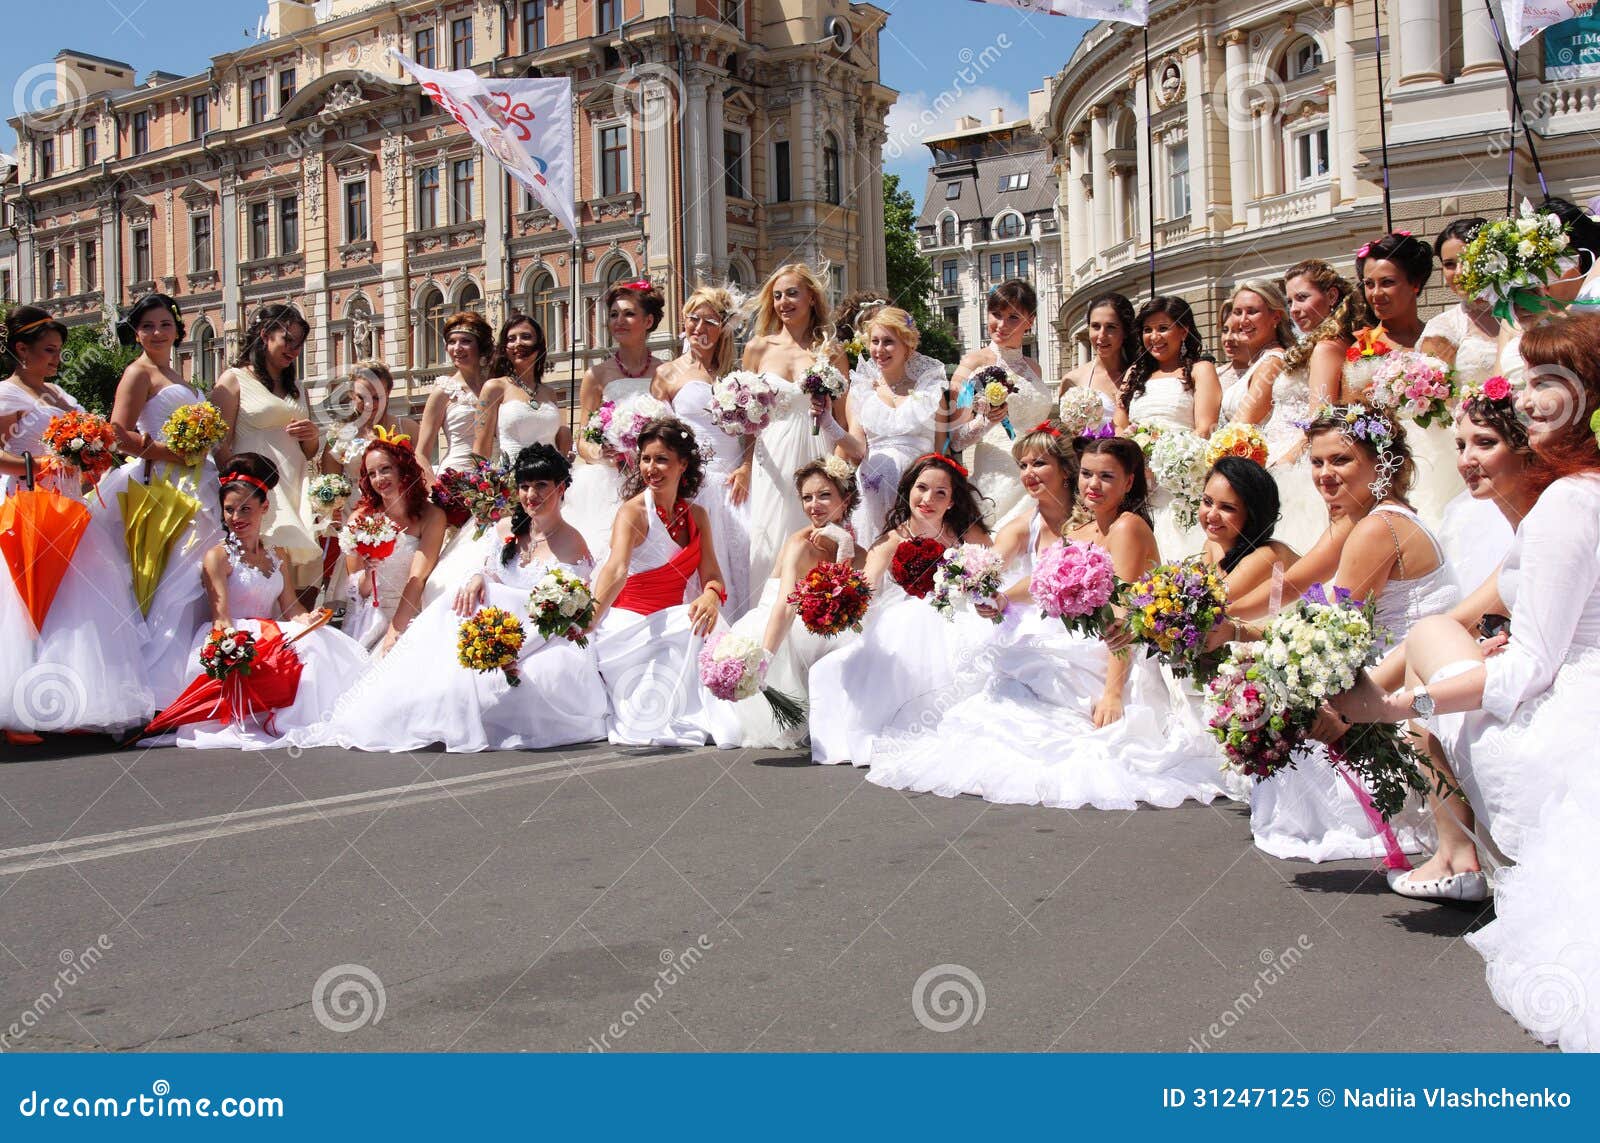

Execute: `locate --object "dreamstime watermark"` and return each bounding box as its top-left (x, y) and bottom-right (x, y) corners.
top-left (311, 963), bottom-right (386, 1033)
top-left (883, 35), bottom-right (1013, 163)
top-left (587, 935), bottom-right (714, 1051)
top-left (1187, 934), bottom-right (1313, 1052)
top-left (1507, 954), bottom-right (1590, 1041)
top-left (0, 935), bottom-right (113, 1051)
top-left (912, 963), bottom-right (986, 1032)
top-left (11, 664), bottom-right (89, 734)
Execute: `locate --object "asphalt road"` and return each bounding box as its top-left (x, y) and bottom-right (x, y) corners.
top-left (0, 736), bottom-right (1538, 1052)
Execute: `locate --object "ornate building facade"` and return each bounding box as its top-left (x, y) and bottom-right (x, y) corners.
top-left (1040, 0), bottom-right (1599, 357)
top-left (5, 0), bottom-right (896, 404)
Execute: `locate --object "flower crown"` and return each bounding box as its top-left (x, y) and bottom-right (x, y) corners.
top-left (1456, 374), bottom-right (1515, 409)
top-left (1296, 404), bottom-right (1403, 499)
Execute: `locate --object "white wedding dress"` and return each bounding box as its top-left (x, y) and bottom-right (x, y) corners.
top-left (1258, 363), bottom-right (1329, 556)
top-left (1127, 375), bottom-right (1206, 560)
top-left (671, 378), bottom-right (753, 617)
top-left (747, 372), bottom-right (822, 586)
top-left (295, 535), bottom-right (607, 753)
top-left (565, 376), bottom-right (654, 558)
top-left (959, 346), bottom-right (1053, 528)
top-left (1250, 505), bottom-right (1459, 862)
top-left (850, 372), bottom-right (943, 543)
top-left (341, 530), bottom-right (420, 652)
top-left (0, 378), bottom-right (153, 734)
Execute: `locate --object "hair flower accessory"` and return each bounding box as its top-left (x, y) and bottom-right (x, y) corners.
top-left (373, 424), bottom-right (413, 447)
top-left (616, 278), bottom-right (653, 292)
top-left (820, 454), bottom-right (856, 484)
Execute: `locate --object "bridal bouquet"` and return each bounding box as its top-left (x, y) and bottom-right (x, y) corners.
top-left (800, 358), bottom-right (848, 436)
top-left (1121, 557), bottom-right (1229, 683)
top-left (929, 543), bottom-right (1007, 622)
top-left (1456, 200), bottom-right (1578, 320)
top-left (969, 364), bottom-right (1020, 440)
top-left (710, 370), bottom-right (779, 437)
top-left (1058, 387), bottom-right (1111, 439)
top-left (43, 411), bottom-right (118, 484)
top-left (1203, 423), bottom-right (1270, 469)
top-left (1365, 351), bottom-right (1454, 429)
top-left (890, 536), bottom-right (946, 599)
top-left (698, 630), bottom-right (806, 730)
top-left (1148, 427), bottom-right (1208, 530)
top-left (611, 394), bottom-right (672, 462)
top-left (437, 458), bottom-right (514, 540)
top-left (787, 560), bottom-right (872, 636)
top-left (457, 606), bottom-right (525, 687)
top-left (339, 511), bottom-right (400, 608)
top-left (199, 625), bottom-right (258, 682)
top-left (1030, 539), bottom-right (1117, 638)
top-left (308, 473), bottom-right (354, 536)
top-left (527, 566), bottom-right (596, 647)
top-left (160, 401), bottom-right (228, 466)
top-left (1204, 645), bottom-right (1307, 780)
top-left (1126, 420), bottom-right (1164, 459)
top-left (1343, 327), bottom-right (1394, 394)
top-left (582, 400), bottom-right (615, 448)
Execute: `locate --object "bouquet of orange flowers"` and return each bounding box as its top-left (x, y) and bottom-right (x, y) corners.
top-left (1203, 423), bottom-right (1270, 469)
top-left (457, 606), bottom-right (525, 687)
top-left (43, 411), bottom-right (118, 484)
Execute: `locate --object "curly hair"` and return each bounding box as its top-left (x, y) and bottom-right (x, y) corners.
top-left (1205, 457), bottom-right (1280, 574)
top-left (832, 290), bottom-right (893, 345)
top-left (1120, 296), bottom-right (1206, 411)
top-left (357, 438), bottom-right (430, 520)
top-left (604, 280), bottom-right (665, 332)
top-left (500, 443), bottom-right (574, 566)
top-left (1304, 406), bottom-right (1416, 503)
top-left (234, 303), bottom-right (310, 398)
top-left (1083, 293), bottom-right (1138, 378)
top-left (490, 313), bottom-right (548, 384)
top-left (1283, 261), bottom-right (1371, 373)
top-left (621, 416), bottom-right (706, 502)
top-left (875, 455), bottom-right (991, 546)
top-left (793, 458), bottom-right (861, 517)
top-left (864, 306), bottom-right (920, 353)
top-left (1074, 436), bottom-right (1152, 527)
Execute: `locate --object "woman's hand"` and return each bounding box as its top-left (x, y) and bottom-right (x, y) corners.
top-left (803, 527), bottom-right (841, 558)
top-left (286, 418), bottom-right (320, 443)
top-left (1102, 617), bottom-right (1135, 653)
top-left (728, 463), bottom-right (752, 506)
top-left (1480, 631), bottom-right (1510, 657)
top-left (687, 588), bottom-right (721, 637)
top-left (1308, 704), bottom-right (1348, 747)
top-left (1091, 691), bottom-right (1124, 729)
top-left (981, 400), bottom-right (1009, 424)
top-left (974, 595), bottom-right (1009, 621)
top-left (453, 574), bottom-right (486, 616)
top-left (809, 393), bottom-right (828, 419)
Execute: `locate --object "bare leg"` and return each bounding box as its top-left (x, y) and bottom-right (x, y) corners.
top-left (1402, 615), bottom-right (1488, 879)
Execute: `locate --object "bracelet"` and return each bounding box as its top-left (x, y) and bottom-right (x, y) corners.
top-left (704, 582), bottom-right (727, 605)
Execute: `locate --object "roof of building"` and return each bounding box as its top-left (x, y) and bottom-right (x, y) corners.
top-left (917, 147), bottom-right (1056, 229)
top-left (54, 49), bottom-right (136, 71)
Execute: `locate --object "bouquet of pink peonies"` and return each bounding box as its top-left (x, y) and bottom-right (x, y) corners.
top-left (582, 400), bottom-right (615, 448)
top-left (1365, 351), bottom-right (1455, 429)
top-left (709, 370), bottom-right (780, 437)
top-left (1030, 539), bottom-right (1118, 637)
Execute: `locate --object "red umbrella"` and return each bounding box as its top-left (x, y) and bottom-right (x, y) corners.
top-left (144, 612), bottom-right (331, 737)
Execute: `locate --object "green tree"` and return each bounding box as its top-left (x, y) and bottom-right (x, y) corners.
top-left (882, 174), bottom-right (958, 366)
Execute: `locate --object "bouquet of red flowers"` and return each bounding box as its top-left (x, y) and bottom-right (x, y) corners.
top-left (436, 459), bottom-right (514, 539)
top-left (428, 481), bottom-right (471, 529)
top-left (199, 625), bottom-right (257, 682)
top-left (787, 560), bottom-right (872, 636)
top-left (43, 410), bottom-right (118, 484)
top-left (890, 537), bottom-right (946, 599)
top-left (339, 511), bottom-right (400, 608)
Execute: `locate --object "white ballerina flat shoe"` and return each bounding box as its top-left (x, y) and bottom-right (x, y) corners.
top-left (1387, 868), bottom-right (1490, 902)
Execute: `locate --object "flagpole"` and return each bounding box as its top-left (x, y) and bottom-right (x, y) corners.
top-left (1142, 27), bottom-right (1157, 298)
top-left (1482, 0), bottom-right (1549, 209)
top-left (1371, 0), bottom-right (1393, 232)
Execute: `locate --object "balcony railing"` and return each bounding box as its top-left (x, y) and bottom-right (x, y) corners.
top-left (1246, 184), bottom-right (1333, 230)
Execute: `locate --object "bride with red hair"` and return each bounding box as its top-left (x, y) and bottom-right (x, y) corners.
top-left (340, 435), bottom-right (447, 655)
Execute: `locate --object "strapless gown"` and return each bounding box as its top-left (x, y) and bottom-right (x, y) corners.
top-left (565, 377), bottom-right (654, 559)
top-left (671, 377), bottom-right (753, 617)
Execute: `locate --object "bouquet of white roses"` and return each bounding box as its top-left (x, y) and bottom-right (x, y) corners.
top-left (709, 370), bottom-right (779, 437)
top-left (1456, 200), bottom-right (1579, 321)
top-left (1148, 428), bottom-right (1208, 530)
top-left (1058, 387), bottom-right (1111, 439)
top-left (609, 393), bottom-right (672, 463)
top-left (527, 566), bottom-right (597, 648)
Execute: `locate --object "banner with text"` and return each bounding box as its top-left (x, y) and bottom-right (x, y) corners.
top-left (1503, 0), bottom-right (1597, 48)
top-left (968, 0), bottom-right (1149, 28)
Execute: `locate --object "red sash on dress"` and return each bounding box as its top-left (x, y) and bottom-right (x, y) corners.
top-left (613, 512), bottom-right (701, 616)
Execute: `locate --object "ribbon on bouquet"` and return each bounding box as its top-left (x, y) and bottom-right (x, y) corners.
top-left (1329, 753), bottom-right (1413, 872)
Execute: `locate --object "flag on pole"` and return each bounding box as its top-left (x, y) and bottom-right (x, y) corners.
top-left (968, 0), bottom-right (1149, 26)
top-left (1500, 0), bottom-right (1596, 48)
top-left (391, 51), bottom-right (579, 239)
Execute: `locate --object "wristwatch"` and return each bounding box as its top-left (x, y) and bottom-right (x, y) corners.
top-left (1408, 686), bottom-right (1435, 719)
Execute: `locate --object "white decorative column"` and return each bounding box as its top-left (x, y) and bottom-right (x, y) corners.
top-left (1329, 0), bottom-right (1359, 204)
top-left (1089, 106), bottom-right (1111, 261)
top-left (707, 81), bottom-right (728, 280)
top-left (1396, 0), bottom-right (1445, 85)
top-left (1460, 0), bottom-right (1501, 76)
top-left (1182, 39), bottom-right (1210, 233)
top-left (1222, 30), bottom-right (1252, 228)
top-left (1254, 104), bottom-right (1280, 199)
top-left (217, 172), bottom-right (236, 331)
top-left (1066, 131), bottom-right (1088, 273)
top-left (798, 66), bottom-right (817, 203)
top-left (685, 76), bottom-right (711, 282)
top-left (1109, 162), bottom-right (1127, 244)
top-left (484, 168), bottom-right (506, 313)
top-left (1131, 65), bottom-right (1150, 246)
top-left (643, 70), bottom-right (674, 276)
top-left (867, 125), bottom-right (887, 289)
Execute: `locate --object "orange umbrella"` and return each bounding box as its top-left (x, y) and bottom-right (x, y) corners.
top-left (0, 453), bottom-right (91, 635)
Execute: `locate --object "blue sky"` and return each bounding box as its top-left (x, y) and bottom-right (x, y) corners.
top-left (4, 1), bottom-right (1090, 207)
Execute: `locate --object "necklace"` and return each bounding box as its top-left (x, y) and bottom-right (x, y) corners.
top-left (655, 495), bottom-right (691, 542)
top-left (612, 348), bottom-right (651, 377)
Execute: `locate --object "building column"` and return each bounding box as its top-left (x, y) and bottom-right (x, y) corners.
top-left (484, 168), bottom-right (506, 322)
top-left (643, 70), bottom-right (674, 279)
top-left (685, 76), bottom-right (711, 283)
top-left (1181, 39), bottom-right (1210, 233)
top-left (867, 125), bottom-right (887, 290)
top-left (1255, 104), bottom-right (1280, 199)
top-left (1130, 64), bottom-right (1151, 247)
top-left (1222, 31), bottom-right (1252, 227)
top-left (1460, 0), bottom-right (1501, 76)
top-left (1066, 131), bottom-right (1088, 273)
top-left (798, 65), bottom-right (817, 204)
top-left (706, 81), bottom-right (728, 281)
top-left (1396, 0), bottom-right (1445, 85)
top-left (217, 173), bottom-right (236, 335)
top-left (1329, 0), bottom-right (1359, 204)
top-left (1089, 106), bottom-right (1111, 262)
top-left (1109, 163), bottom-right (1127, 244)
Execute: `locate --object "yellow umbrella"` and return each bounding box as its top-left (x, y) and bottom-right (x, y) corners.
top-left (119, 462), bottom-right (201, 617)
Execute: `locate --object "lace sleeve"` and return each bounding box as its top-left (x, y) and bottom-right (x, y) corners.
top-left (1421, 305), bottom-right (1465, 346)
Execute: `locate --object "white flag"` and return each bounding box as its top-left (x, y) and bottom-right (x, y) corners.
top-left (391, 51), bottom-right (578, 239)
top-left (1501, 0), bottom-right (1596, 47)
top-left (967, 0), bottom-right (1149, 27)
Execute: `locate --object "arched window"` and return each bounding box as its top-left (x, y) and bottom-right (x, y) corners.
top-left (190, 319), bottom-right (217, 386)
top-left (822, 133), bottom-right (841, 205)
top-left (418, 285), bottom-right (447, 364)
top-left (994, 212), bottom-right (1023, 240)
top-left (727, 262), bottom-right (743, 288)
top-left (602, 258), bottom-right (634, 288)
top-left (525, 270), bottom-right (559, 353)
top-left (455, 281), bottom-right (482, 313)
top-left (940, 215), bottom-right (957, 246)
top-left (1290, 38), bottom-right (1324, 78)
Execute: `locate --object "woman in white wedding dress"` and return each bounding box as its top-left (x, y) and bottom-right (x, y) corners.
top-left (587, 417), bottom-right (739, 748)
top-left (295, 444), bottom-right (607, 753)
top-left (1059, 293), bottom-right (1133, 421)
top-left (744, 263), bottom-right (851, 585)
top-left (809, 454), bottom-right (992, 767)
top-left (869, 434), bottom-right (1228, 809)
top-left (339, 438), bottom-right (447, 656)
top-left (719, 457), bottom-right (866, 749)
top-left (565, 281), bottom-right (666, 556)
top-left (831, 307), bottom-right (945, 541)
top-left (942, 279), bottom-right (1055, 526)
top-left (0, 307), bottom-right (152, 739)
top-left (654, 286), bottom-right (755, 617)
top-left (414, 311), bottom-right (495, 478)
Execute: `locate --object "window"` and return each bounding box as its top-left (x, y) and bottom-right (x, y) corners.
top-left (279, 195), bottom-right (299, 253)
top-left (416, 166), bottom-right (439, 229)
top-left (82, 240), bottom-right (97, 291)
top-left (1167, 142), bottom-right (1190, 218)
top-left (249, 201), bottom-right (271, 260)
top-left (132, 228), bottom-right (151, 283)
top-left (598, 124), bottom-right (628, 196)
top-left (38, 137), bottom-right (54, 179)
top-left (1293, 40), bottom-right (1324, 78)
top-left (81, 125), bottom-right (97, 166)
top-left (1, 269), bottom-right (11, 303)
top-left (191, 213), bottom-right (213, 273)
top-left (415, 27), bottom-right (436, 68)
top-left (132, 111), bottom-right (150, 156)
top-left (1294, 127), bottom-right (1330, 186)
top-left (278, 69), bottom-right (296, 109)
top-left (941, 258), bottom-right (958, 293)
top-left (822, 133), bottom-right (841, 205)
top-left (1016, 250), bottom-right (1029, 280)
top-left (450, 158), bottom-right (475, 223)
top-left (722, 129), bottom-right (746, 199)
top-left (944, 182), bottom-right (961, 201)
top-left (988, 251), bottom-right (1028, 283)
top-left (344, 180), bottom-right (369, 242)
top-left (525, 271), bottom-right (558, 354)
top-left (451, 17), bottom-right (473, 69)
top-left (721, 1), bottom-right (744, 32)
top-left (41, 248), bottom-right (56, 296)
top-left (940, 216), bottom-right (956, 245)
top-left (192, 321), bottom-right (217, 385)
top-left (997, 172), bottom-right (1029, 192)
top-left (597, 0), bottom-right (621, 34)
top-left (250, 77), bottom-right (268, 124)
top-left (995, 213), bottom-right (1023, 240)
top-left (989, 253), bottom-right (1002, 283)
top-left (191, 93), bottom-right (209, 138)
top-left (58, 247), bottom-right (71, 296)
top-left (942, 306), bottom-right (959, 330)
top-left (772, 141), bottom-right (791, 202)
top-left (522, 1), bottom-right (545, 51)
top-left (828, 265), bottom-right (844, 307)
top-left (419, 286), bottom-right (447, 365)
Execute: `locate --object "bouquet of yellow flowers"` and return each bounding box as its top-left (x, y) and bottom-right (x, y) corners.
top-left (1203, 423), bottom-right (1270, 469)
top-left (1122, 557), bottom-right (1229, 684)
top-left (457, 606), bottom-right (526, 687)
top-left (160, 402), bottom-right (228, 466)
